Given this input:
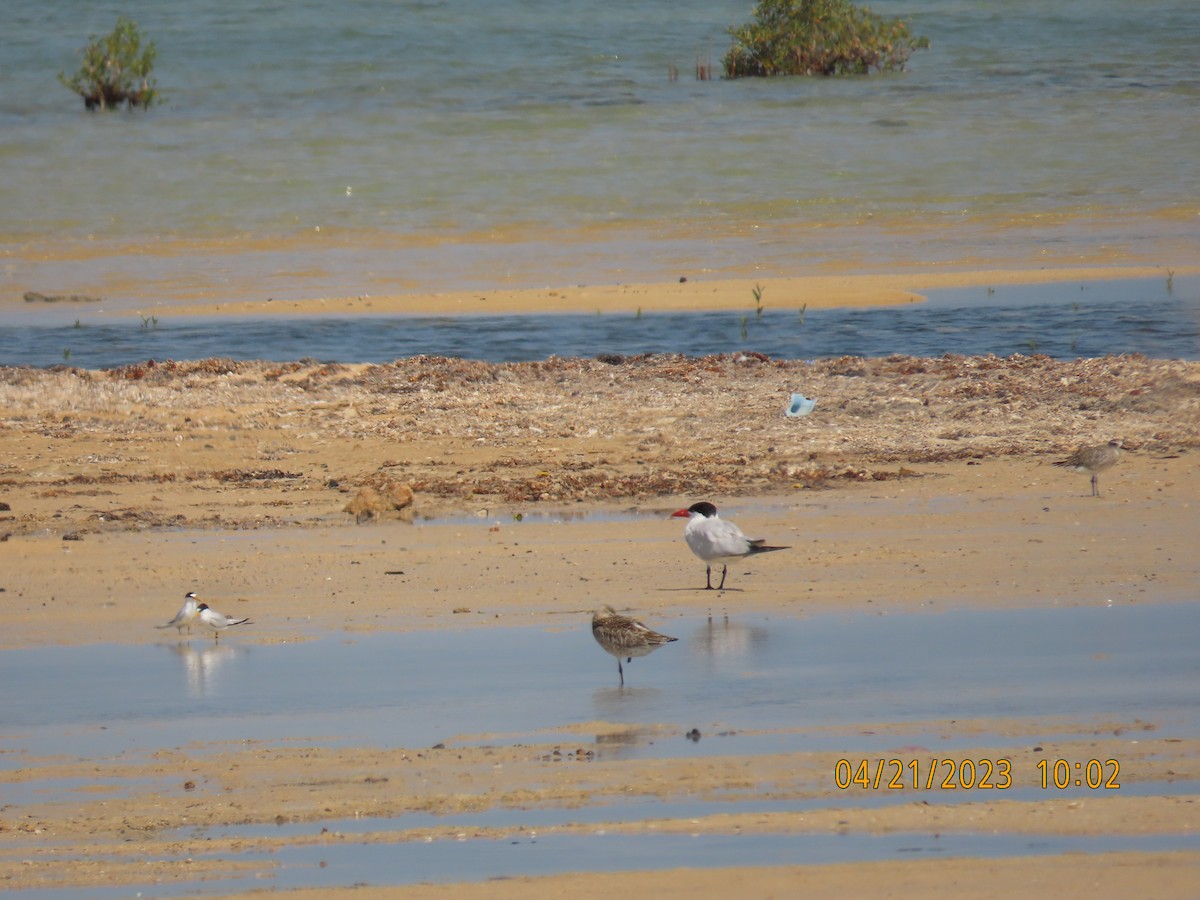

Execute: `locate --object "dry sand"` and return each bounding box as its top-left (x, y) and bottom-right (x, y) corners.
top-left (2, 268), bottom-right (1199, 896)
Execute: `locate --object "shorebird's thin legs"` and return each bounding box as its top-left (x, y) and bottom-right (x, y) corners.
top-left (717, 565), bottom-right (728, 590)
top-left (617, 659), bottom-right (624, 686)
top-left (1092, 473), bottom-right (1100, 496)
top-left (705, 566), bottom-right (714, 590)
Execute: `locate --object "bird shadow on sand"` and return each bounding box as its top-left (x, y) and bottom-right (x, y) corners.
top-left (657, 586), bottom-right (746, 593)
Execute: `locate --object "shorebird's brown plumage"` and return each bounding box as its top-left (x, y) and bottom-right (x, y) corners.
top-left (591, 605), bottom-right (678, 686)
top-left (1053, 439), bottom-right (1122, 496)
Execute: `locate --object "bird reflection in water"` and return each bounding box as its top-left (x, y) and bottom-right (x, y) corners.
top-left (690, 615), bottom-right (770, 670)
top-left (170, 642), bottom-right (245, 699)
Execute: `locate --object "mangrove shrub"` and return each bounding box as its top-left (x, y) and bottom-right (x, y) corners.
top-left (724, 0), bottom-right (929, 78)
top-left (60, 17), bottom-right (158, 110)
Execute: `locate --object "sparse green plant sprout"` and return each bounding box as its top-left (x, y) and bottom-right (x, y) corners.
top-left (1166, 268), bottom-right (1174, 294)
top-left (63, 348), bottom-right (72, 361)
top-left (724, 0), bottom-right (929, 78)
top-left (1025, 339), bottom-right (1039, 354)
top-left (74, 319), bottom-right (82, 328)
top-left (752, 283), bottom-right (765, 317)
top-left (140, 314), bottom-right (158, 329)
top-left (60, 17), bottom-right (158, 111)
top-left (740, 315), bottom-right (749, 339)
top-left (797, 302), bottom-right (807, 325)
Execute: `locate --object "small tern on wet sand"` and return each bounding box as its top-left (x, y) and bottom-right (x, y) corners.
top-left (196, 602), bottom-right (251, 641)
top-left (157, 591), bottom-right (200, 635)
top-left (591, 605), bottom-right (677, 686)
top-left (672, 501), bottom-right (788, 590)
top-left (1054, 439), bottom-right (1123, 497)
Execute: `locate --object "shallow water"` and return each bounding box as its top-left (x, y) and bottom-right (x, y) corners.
top-left (13, 0), bottom-right (1198, 239)
top-left (11, 832), bottom-right (1198, 900)
top-left (5, 603), bottom-right (1197, 893)
top-left (3, 1), bottom-right (1198, 300)
top-left (5, 604), bottom-right (1197, 763)
top-left (18, 835), bottom-right (1200, 897)
top-left (3, 276), bottom-right (1198, 367)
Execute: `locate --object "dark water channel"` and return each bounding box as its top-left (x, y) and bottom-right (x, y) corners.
top-left (3, 277), bottom-right (1197, 368)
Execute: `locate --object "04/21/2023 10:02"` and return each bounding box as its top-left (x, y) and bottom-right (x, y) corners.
top-left (833, 758), bottom-right (1123, 791)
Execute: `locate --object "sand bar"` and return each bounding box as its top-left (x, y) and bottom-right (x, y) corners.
top-left (137, 265), bottom-right (1186, 318)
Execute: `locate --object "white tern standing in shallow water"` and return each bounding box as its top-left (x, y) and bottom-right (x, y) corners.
top-left (157, 591), bottom-right (200, 635)
top-left (196, 602), bottom-right (251, 641)
top-left (671, 501), bottom-right (788, 591)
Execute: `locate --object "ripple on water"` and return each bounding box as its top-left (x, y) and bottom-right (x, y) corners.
top-left (4, 277), bottom-right (1198, 367)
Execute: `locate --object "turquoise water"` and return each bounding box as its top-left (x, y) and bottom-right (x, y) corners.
top-left (3, 0), bottom-right (1198, 303)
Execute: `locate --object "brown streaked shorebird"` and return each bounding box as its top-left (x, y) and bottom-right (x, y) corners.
top-left (1053, 439), bottom-right (1123, 497)
top-left (591, 605), bottom-right (678, 686)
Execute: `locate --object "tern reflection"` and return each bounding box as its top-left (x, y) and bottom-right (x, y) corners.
top-left (691, 616), bottom-right (770, 668)
top-left (171, 642), bottom-right (244, 699)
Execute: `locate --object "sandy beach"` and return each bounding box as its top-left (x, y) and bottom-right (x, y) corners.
top-left (6, 0), bottom-right (1200, 887)
top-left (2, 267), bottom-right (1199, 896)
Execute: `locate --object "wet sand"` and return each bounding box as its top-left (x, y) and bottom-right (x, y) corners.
top-left (8, 260), bottom-right (1190, 319)
top-left (2, 270), bottom-right (1199, 896)
top-left (219, 853), bottom-right (1200, 900)
top-left (140, 264), bottom-right (1188, 318)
